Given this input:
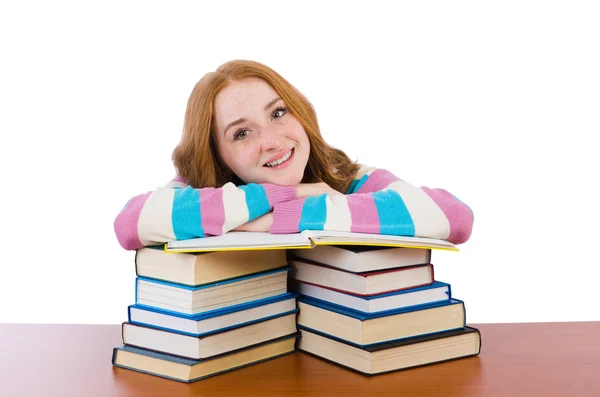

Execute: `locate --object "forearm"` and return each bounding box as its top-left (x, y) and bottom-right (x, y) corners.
top-left (114, 181), bottom-right (295, 250)
top-left (271, 169), bottom-right (474, 244)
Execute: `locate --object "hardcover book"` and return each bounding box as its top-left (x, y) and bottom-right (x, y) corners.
top-left (293, 281), bottom-right (451, 314)
top-left (297, 296), bottom-right (466, 347)
top-left (290, 258), bottom-right (434, 296)
top-left (136, 246), bottom-right (288, 286)
top-left (122, 311), bottom-right (298, 360)
top-left (128, 292), bottom-right (297, 337)
top-left (298, 326), bottom-right (481, 375)
top-left (112, 333), bottom-right (298, 383)
top-left (135, 267), bottom-right (290, 315)
top-left (290, 244), bottom-right (432, 273)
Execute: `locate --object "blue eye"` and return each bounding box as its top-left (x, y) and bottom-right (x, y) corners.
top-left (271, 106), bottom-right (287, 120)
top-left (234, 128), bottom-right (249, 140)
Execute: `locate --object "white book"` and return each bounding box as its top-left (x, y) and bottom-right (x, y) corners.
top-left (298, 327), bottom-right (481, 375)
top-left (122, 313), bottom-right (298, 360)
top-left (128, 293), bottom-right (297, 337)
top-left (289, 244), bottom-right (431, 273)
top-left (295, 281), bottom-right (451, 314)
top-left (290, 259), bottom-right (434, 296)
top-left (165, 230), bottom-right (457, 253)
top-left (136, 267), bottom-right (289, 315)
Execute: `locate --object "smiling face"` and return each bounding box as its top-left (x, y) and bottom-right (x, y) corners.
top-left (213, 78), bottom-right (310, 186)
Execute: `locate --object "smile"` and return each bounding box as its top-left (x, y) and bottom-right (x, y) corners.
top-left (264, 148), bottom-right (294, 168)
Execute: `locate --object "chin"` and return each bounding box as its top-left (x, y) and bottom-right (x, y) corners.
top-left (268, 175), bottom-right (302, 186)
top-left (261, 171), bottom-right (303, 186)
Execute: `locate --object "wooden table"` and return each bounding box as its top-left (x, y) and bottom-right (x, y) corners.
top-left (1, 322), bottom-right (599, 397)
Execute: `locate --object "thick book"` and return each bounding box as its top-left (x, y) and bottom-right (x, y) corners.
top-left (136, 246), bottom-right (288, 287)
top-left (298, 326), bottom-right (481, 376)
top-left (135, 267), bottom-right (289, 315)
top-left (128, 292), bottom-right (297, 337)
top-left (112, 333), bottom-right (298, 383)
top-left (122, 311), bottom-right (298, 360)
top-left (293, 281), bottom-right (451, 314)
top-left (164, 230), bottom-right (457, 253)
top-left (297, 296), bottom-right (466, 347)
top-left (290, 258), bottom-right (434, 296)
top-left (290, 244), bottom-right (432, 273)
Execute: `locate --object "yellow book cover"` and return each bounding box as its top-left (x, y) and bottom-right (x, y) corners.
top-left (164, 230), bottom-right (457, 253)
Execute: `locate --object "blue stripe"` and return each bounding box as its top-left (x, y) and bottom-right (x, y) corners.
top-left (299, 194), bottom-right (327, 231)
top-left (372, 190), bottom-right (415, 236)
top-left (172, 187), bottom-right (203, 239)
top-left (346, 174), bottom-right (369, 194)
top-left (239, 184), bottom-right (269, 221)
top-left (121, 197), bottom-right (133, 210)
top-left (346, 180), bottom-right (359, 194)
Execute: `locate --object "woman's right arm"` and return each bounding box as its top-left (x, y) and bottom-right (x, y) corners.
top-left (113, 177), bottom-right (296, 250)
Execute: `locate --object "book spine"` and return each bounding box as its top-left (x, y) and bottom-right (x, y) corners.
top-left (134, 249), bottom-right (140, 277)
top-left (120, 322), bottom-right (126, 345)
top-left (111, 347), bottom-right (119, 365)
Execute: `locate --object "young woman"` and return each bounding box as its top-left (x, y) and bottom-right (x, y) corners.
top-left (114, 60), bottom-right (473, 251)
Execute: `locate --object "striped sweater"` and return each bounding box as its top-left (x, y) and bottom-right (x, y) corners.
top-left (114, 165), bottom-right (474, 250)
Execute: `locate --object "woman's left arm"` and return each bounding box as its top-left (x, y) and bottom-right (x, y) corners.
top-left (270, 167), bottom-right (474, 245)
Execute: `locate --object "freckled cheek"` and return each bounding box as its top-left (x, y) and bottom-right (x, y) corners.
top-left (234, 145), bottom-right (261, 167)
top-left (289, 120), bottom-right (308, 142)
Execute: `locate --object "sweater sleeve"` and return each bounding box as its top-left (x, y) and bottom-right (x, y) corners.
top-left (270, 166), bottom-right (474, 245)
top-left (114, 177), bottom-right (296, 250)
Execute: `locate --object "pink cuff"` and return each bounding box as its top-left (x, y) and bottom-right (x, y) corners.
top-left (270, 198), bottom-right (306, 234)
top-left (263, 184), bottom-right (297, 206)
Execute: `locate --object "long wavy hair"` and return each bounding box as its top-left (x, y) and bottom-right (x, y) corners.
top-left (172, 60), bottom-right (360, 192)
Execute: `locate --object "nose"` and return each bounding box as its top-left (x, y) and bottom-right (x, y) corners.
top-left (260, 125), bottom-right (284, 151)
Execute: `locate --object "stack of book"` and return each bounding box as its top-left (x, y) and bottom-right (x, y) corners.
top-left (112, 230), bottom-right (480, 381)
top-left (111, 246), bottom-right (299, 383)
top-left (288, 242), bottom-right (481, 376)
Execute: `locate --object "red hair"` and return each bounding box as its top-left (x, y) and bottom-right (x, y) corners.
top-left (172, 60), bottom-right (359, 192)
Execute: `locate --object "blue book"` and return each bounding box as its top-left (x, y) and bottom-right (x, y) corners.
top-left (112, 333), bottom-right (298, 383)
top-left (122, 310), bottom-right (299, 360)
top-left (128, 292), bottom-right (297, 337)
top-left (297, 296), bottom-right (466, 347)
top-left (135, 266), bottom-right (290, 315)
top-left (294, 281), bottom-right (451, 314)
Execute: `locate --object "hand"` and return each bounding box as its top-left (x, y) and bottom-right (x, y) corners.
top-left (295, 182), bottom-right (343, 199)
top-left (233, 212), bottom-right (274, 233)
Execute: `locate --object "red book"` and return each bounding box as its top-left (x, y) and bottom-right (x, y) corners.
top-left (289, 258), bottom-right (434, 296)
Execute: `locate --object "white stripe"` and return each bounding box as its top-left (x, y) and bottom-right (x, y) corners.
top-left (354, 164), bottom-right (377, 180)
top-left (137, 188), bottom-right (176, 245)
top-left (323, 196), bottom-right (352, 232)
top-left (164, 180), bottom-right (188, 189)
top-left (386, 180), bottom-right (451, 239)
top-left (221, 182), bottom-right (250, 234)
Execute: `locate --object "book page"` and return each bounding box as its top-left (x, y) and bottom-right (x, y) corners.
top-left (166, 231), bottom-right (312, 252)
top-left (302, 230), bottom-right (457, 251)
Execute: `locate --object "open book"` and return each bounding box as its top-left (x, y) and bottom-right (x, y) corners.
top-left (164, 230), bottom-right (458, 253)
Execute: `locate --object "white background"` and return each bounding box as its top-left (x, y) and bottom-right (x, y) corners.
top-left (1, 1), bottom-right (598, 325)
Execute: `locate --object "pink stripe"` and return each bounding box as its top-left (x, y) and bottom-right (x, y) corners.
top-left (200, 188), bottom-right (225, 236)
top-left (356, 169), bottom-right (400, 193)
top-left (347, 194), bottom-right (380, 234)
top-left (422, 188), bottom-right (474, 244)
top-left (263, 184), bottom-right (297, 205)
top-left (113, 192), bottom-right (151, 250)
top-left (271, 198), bottom-right (306, 234)
top-left (171, 175), bottom-right (187, 183)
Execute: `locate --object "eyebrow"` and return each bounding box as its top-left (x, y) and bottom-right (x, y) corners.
top-left (223, 97), bottom-right (282, 136)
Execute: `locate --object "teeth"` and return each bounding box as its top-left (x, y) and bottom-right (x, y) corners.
top-left (266, 150), bottom-right (292, 167)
